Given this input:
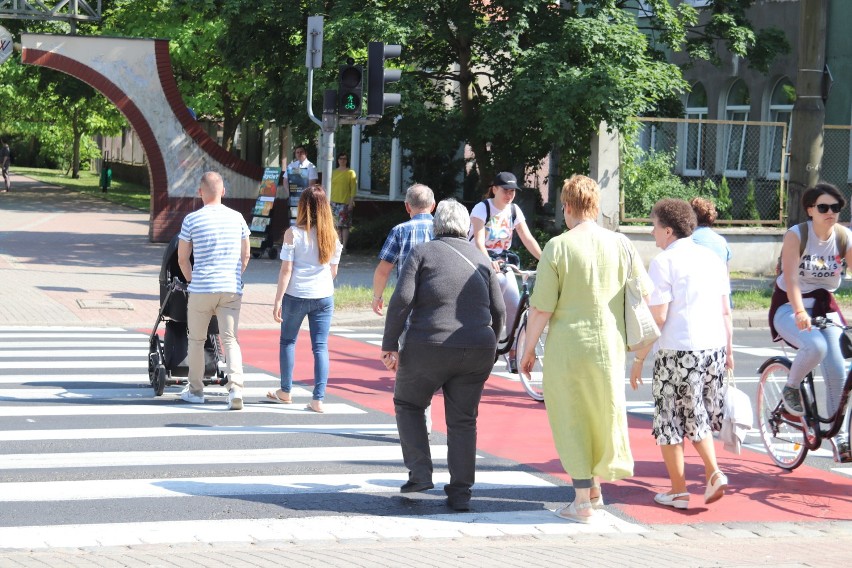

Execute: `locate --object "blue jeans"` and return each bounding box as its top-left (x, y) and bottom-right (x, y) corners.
top-left (773, 303), bottom-right (848, 429)
top-left (279, 294), bottom-right (334, 401)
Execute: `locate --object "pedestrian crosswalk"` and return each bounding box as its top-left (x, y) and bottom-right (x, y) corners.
top-left (0, 326), bottom-right (642, 550)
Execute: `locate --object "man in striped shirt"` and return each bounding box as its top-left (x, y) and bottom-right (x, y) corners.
top-left (178, 172), bottom-right (251, 410)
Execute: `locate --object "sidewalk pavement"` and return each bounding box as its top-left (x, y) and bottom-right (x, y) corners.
top-left (0, 174), bottom-right (773, 330)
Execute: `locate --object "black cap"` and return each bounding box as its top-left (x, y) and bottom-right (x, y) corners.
top-left (492, 171), bottom-right (519, 189)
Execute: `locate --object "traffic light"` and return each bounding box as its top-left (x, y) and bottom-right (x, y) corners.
top-left (338, 61), bottom-right (363, 117)
top-left (367, 41), bottom-right (402, 119)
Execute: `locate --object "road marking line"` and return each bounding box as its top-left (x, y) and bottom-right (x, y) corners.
top-left (3, 445), bottom-right (451, 469)
top-left (0, 423), bottom-right (399, 441)
top-left (0, 360), bottom-right (147, 369)
top-left (0, 371), bottom-right (282, 385)
top-left (0, 349), bottom-right (146, 358)
top-left (0, 341), bottom-right (148, 349)
top-left (0, 386), bottom-right (339, 400)
top-left (0, 471), bottom-right (550, 502)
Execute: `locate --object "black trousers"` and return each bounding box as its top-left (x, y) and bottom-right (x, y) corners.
top-left (393, 343), bottom-right (494, 503)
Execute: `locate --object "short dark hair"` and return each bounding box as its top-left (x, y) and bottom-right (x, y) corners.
top-left (651, 198), bottom-right (697, 239)
top-left (802, 183), bottom-right (846, 216)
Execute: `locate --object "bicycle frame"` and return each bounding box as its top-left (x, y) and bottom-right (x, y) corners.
top-left (496, 266), bottom-right (535, 356)
top-left (759, 323), bottom-right (852, 452)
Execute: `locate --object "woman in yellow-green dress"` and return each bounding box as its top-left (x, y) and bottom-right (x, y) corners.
top-left (520, 174), bottom-right (652, 524)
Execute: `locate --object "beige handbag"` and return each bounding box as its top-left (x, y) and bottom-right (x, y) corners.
top-left (621, 237), bottom-right (660, 352)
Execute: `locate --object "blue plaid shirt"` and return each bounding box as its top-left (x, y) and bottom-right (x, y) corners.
top-left (378, 213), bottom-right (434, 276)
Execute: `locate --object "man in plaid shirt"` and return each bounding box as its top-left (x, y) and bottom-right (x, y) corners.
top-left (371, 183), bottom-right (436, 315)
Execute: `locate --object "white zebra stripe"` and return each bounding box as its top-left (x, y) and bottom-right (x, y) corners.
top-left (0, 349), bottom-right (146, 358)
top-left (0, 341), bottom-right (148, 349)
top-left (0, 372), bottom-right (281, 385)
top-left (0, 423), bottom-right (399, 441)
top-left (0, 332), bottom-right (148, 339)
top-left (0, 471), bottom-right (550, 502)
top-left (0, 386), bottom-right (334, 401)
top-left (0, 360), bottom-right (147, 369)
top-left (3, 445), bottom-right (451, 469)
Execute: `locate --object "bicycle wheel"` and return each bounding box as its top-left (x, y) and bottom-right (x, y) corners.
top-left (516, 314), bottom-right (544, 402)
top-left (757, 359), bottom-right (809, 469)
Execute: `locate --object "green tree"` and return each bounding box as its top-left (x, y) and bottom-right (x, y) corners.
top-left (742, 179), bottom-right (761, 223)
top-left (717, 176), bottom-right (733, 220)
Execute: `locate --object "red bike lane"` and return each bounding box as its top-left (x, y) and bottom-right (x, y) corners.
top-left (240, 329), bottom-right (852, 525)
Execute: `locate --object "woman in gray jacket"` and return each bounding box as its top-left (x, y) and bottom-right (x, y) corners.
top-left (381, 198), bottom-right (505, 512)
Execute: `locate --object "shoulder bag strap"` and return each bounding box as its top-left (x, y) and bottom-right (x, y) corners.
top-left (436, 240), bottom-right (491, 288)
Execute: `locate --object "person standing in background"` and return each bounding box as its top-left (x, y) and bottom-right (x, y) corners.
top-left (1, 140), bottom-right (11, 192)
top-left (284, 145), bottom-right (318, 187)
top-left (177, 172), bottom-right (250, 410)
top-left (330, 152), bottom-right (357, 252)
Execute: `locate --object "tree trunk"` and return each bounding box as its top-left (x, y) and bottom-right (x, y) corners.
top-left (456, 35), bottom-right (492, 199)
top-left (71, 109), bottom-right (81, 179)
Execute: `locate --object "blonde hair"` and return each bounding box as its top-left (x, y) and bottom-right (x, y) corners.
top-left (561, 175), bottom-right (599, 219)
top-left (296, 185), bottom-right (339, 264)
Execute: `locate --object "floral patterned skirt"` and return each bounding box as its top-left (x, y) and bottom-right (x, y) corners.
top-left (331, 202), bottom-right (351, 228)
top-left (651, 347), bottom-right (726, 445)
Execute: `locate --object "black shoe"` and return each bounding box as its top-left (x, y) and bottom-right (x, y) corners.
top-left (782, 386), bottom-right (804, 417)
top-left (447, 498), bottom-right (470, 512)
top-left (400, 480), bottom-right (434, 493)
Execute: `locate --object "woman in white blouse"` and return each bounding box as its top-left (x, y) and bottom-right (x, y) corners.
top-left (268, 185), bottom-right (342, 413)
top-left (629, 198), bottom-right (733, 511)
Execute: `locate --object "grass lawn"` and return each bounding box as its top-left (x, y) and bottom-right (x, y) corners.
top-left (14, 166), bottom-right (151, 211)
top-left (731, 284), bottom-right (852, 311)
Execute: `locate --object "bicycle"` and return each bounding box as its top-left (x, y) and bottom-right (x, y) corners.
top-left (495, 263), bottom-right (544, 401)
top-left (757, 316), bottom-right (852, 469)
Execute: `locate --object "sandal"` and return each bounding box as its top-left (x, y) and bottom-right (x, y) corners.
top-left (265, 390), bottom-right (292, 404)
top-left (704, 470), bottom-right (728, 504)
top-left (306, 400), bottom-right (324, 413)
top-left (554, 501), bottom-right (594, 524)
top-left (590, 485), bottom-right (605, 509)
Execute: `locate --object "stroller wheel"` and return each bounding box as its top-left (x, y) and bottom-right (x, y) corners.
top-left (153, 365), bottom-right (167, 396)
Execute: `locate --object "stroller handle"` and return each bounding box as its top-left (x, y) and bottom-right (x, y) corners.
top-left (171, 277), bottom-right (187, 292)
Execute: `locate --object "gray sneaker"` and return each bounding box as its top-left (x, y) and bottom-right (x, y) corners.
top-left (782, 386), bottom-right (804, 417)
top-left (179, 387), bottom-right (205, 404)
top-left (834, 435), bottom-right (851, 463)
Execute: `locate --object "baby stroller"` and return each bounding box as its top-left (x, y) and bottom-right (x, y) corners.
top-left (147, 235), bottom-right (228, 396)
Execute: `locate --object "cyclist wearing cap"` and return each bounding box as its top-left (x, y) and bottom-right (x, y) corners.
top-left (470, 171), bottom-right (542, 370)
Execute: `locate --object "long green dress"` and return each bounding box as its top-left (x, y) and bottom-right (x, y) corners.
top-left (530, 224), bottom-right (652, 482)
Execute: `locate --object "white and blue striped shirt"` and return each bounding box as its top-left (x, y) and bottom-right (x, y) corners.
top-left (178, 204), bottom-right (250, 294)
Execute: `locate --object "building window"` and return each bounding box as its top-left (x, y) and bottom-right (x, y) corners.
top-left (724, 80), bottom-right (750, 177)
top-left (767, 78), bottom-right (794, 179)
top-left (684, 83), bottom-right (708, 176)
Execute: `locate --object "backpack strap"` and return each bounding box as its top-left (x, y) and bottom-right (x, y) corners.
top-left (797, 222), bottom-right (809, 258)
top-left (835, 224), bottom-right (849, 259)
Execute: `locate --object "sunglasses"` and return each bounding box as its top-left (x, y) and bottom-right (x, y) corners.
top-left (815, 203), bottom-right (842, 214)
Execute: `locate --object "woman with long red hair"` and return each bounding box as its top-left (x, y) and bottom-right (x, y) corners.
top-left (269, 185), bottom-right (342, 413)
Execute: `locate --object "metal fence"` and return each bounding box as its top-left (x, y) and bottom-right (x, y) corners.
top-left (623, 117), bottom-right (788, 225)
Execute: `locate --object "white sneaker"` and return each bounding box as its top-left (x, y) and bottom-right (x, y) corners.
top-left (228, 387), bottom-right (243, 410)
top-left (179, 387), bottom-right (205, 404)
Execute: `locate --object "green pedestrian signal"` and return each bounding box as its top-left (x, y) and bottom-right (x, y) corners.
top-left (338, 62), bottom-right (363, 117)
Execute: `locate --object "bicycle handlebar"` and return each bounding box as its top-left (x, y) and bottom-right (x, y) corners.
top-left (499, 263), bottom-right (537, 277)
top-left (811, 316), bottom-right (851, 331)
